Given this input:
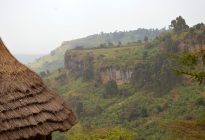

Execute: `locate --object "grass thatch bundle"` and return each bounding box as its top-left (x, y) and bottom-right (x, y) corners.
top-left (0, 38), bottom-right (77, 140)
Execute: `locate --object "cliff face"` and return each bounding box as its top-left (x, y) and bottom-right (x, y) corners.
top-left (64, 51), bottom-right (133, 84)
top-left (98, 67), bottom-right (132, 84)
top-left (64, 53), bottom-right (85, 74)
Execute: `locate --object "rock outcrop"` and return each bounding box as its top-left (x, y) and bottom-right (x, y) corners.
top-left (64, 51), bottom-right (132, 84)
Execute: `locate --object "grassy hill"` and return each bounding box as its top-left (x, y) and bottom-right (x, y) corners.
top-left (44, 44), bottom-right (205, 140)
top-left (29, 29), bottom-right (164, 73)
top-left (41, 20), bottom-right (205, 140)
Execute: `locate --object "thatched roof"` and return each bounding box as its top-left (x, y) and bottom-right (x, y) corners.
top-left (0, 38), bottom-right (77, 140)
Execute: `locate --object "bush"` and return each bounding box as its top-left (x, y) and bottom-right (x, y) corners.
top-left (83, 67), bottom-right (94, 81)
top-left (195, 97), bottom-right (205, 106)
top-left (103, 80), bottom-right (119, 98)
top-left (131, 53), bottom-right (181, 93)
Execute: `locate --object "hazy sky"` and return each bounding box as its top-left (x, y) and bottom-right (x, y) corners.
top-left (0, 0), bottom-right (205, 54)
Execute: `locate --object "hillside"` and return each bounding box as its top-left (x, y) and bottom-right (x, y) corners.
top-left (45, 45), bottom-right (205, 140)
top-left (29, 29), bottom-right (164, 73)
top-left (42, 19), bottom-right (205, 140)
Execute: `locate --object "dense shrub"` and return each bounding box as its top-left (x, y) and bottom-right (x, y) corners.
top-left (131, 53), bottom-right (181, 93)
top-left (195, 97), bottom-right (205, 106)
top-left (103, 80), bottom-right (119, 98)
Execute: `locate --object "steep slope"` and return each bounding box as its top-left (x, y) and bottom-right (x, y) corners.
top-left (29, 29), bottom-right (164, 73)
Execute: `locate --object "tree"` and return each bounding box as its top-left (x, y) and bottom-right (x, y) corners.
top-left (104, 80), bottom-right (119, 98)
top-left (107, 41), bottom-right (114, 47)
top-left (194, 23), bottom-right (205, 30)
top-left (144, 36), bottom-right (148, 43)
top-left (39, 71), bottom-right (46, 77)
top-left (173, 51), bottom-right (205, 84)
top-left (131, 53), bottom-right (180, 92)
top-left (170, 16), bottom-right (189, 33)
top-left (99, 43), bottom-right (107, 48)
top-left (117, 41), bottom-right (122, 47)
top-left (137, 40), bottom-right (142, 44)
top-left (162, 34), bottom-right (178, 52)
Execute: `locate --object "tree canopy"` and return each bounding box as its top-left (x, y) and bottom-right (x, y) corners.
top-left (170, 16), bottom-right (189, 33)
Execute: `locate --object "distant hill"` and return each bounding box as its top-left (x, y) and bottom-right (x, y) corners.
top-left (29, 28), bottom-right (166, 73)
top-left (15, 54), bottom-right (43, 64)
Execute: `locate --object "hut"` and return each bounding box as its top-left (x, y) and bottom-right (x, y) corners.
top-left (0, 38), bottom-right (77, 140)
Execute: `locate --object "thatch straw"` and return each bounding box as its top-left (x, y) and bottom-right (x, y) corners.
top-left (0, 38), bottom-right (77, 140)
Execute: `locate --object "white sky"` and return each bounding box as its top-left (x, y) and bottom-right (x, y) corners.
top-left (0, 0), bottom-right (205, 54)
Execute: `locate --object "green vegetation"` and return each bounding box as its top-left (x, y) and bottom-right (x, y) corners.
top-left (131, 52), bottom-right (181, 92)
top-left (29, 29), bottom-right (164, 73)
top-left (171, 22), bottom-right (205, 83)
top-left (64, 44), bottom-right (158, 70)
top-left (36, 17), bottom-right (205, 140)
top-left (170, 16), bottom-right (189, 33)
top-left (47, 70), bottom-right (205, 140)
top-left (104, 80), bottom-right (119, 98)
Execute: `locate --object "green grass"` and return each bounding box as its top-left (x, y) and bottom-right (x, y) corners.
top-left (66, 45), bottom-right (159, 70)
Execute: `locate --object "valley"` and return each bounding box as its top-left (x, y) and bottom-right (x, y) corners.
top-left (29, 17), bottom-right (205, 140)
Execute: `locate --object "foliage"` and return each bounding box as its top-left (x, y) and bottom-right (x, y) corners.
top-left (104, 80), bottom-right (119, 98)
top-left (170, 16), bottom-right (189, 33)
top-left (177, 51), bottom-right (198, 66)
top-left (144, 36), bottom-right (148, 43)
top-left (42, 18), bottom-right (205, 140)
top-left (173, 51), bottom-right (205, 84)
top-left (131, 53), bottom-right (181, 93)
top-left (47, 68), bottom-right (205, 140)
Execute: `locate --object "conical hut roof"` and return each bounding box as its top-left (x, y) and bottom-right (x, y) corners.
top-left (0, 38), bottom-right (77, 140)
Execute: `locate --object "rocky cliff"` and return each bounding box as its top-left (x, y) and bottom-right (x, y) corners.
top-left (98, 67), bottom-right (132, 84)
top-left (64, 49), bottom-right (134, 84)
